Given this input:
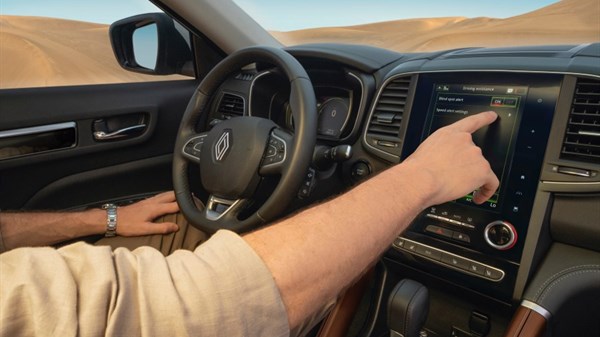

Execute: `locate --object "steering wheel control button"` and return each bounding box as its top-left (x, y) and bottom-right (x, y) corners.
top-left (298, 168), bottom-right (317, 198)
top-left (261, 132), bottom-right (287, 171)
top-left (484, 221), bottom-right (517, 250)
top-left (182, 135), bottom-right (207, 162)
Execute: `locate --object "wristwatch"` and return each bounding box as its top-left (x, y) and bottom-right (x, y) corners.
top-left (101, 203), bottom-right (118, 237)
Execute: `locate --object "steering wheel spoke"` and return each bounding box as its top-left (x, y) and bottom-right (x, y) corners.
top-left (204, 195), bottom-right (245, 221)
top-left (259, 128), bottom-right (292, 175)
top-left (181, 133), bottom-right (209, 163)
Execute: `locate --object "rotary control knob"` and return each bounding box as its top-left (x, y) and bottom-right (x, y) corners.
top-left (484, 221), bottom-right (517, 250)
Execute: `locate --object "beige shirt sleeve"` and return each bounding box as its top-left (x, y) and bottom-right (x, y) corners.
top-left (0, 230), bottom-right (290, 337)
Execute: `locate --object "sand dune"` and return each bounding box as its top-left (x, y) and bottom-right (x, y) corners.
top-left (272, 0), bottom-right (600, 51)
top-left (1, 0), bottom-right (598, 89)
top-left (0, 16), bottom-right (186, 89)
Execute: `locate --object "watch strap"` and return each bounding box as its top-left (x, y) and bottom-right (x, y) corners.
top-left (101, 203), bottom-right (118, 237)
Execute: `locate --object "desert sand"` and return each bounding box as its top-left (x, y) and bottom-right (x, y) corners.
top-left (1, 0), bottom-right (598, 89)
top-left (272, 0), bottom-right (600, 51)
top-left (0, 16), bottom-right (186, 89)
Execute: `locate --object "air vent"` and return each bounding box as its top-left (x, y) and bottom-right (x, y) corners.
top-left (560, 78), bottom-right (600, 163)
top-left (365, 76), bottom-right (412, 158)
top-left (217, 93), bottom-right (245, 118)
top-left (234, 72), bottom-right (255, 81)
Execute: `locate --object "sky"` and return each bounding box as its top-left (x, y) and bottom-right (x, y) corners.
top-left (1, 0), bottom-right (560, 31)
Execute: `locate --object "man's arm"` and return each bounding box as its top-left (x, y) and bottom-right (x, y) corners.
top-left (0, 191), bottom-right (180, 252)
top-left (244, 111), bottom-right (499, 329)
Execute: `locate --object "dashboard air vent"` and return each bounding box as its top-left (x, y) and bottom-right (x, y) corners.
top-left (365, 76), bottom-right (412, 158)
top-left (217, 93), bottom-right (245, 118)
top-left (560, 78), bottom-right (600, 163)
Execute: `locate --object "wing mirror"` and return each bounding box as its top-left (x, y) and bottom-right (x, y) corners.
top-left (110, 13), bottom-right (193, 76)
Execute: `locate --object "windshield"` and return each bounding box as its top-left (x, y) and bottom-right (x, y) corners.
top-left (234, 0), bottom-right (600, 52)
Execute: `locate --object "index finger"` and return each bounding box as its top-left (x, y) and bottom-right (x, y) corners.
top-left (450, 111), bottom-right (498, 133)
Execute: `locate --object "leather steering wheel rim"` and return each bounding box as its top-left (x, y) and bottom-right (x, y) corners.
top-left (173, 46), bottom-right (317, 234)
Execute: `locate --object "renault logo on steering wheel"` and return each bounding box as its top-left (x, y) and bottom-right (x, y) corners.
top-left (214, 130), bottom-right (232, 162)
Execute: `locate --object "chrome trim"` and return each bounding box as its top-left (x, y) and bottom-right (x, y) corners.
top-left (206, 195), bottom-right (242, 221)
top-left (344, 71), bottom-right (365, 141)
top-left (542, 181), bottom-right (600, 185)
top-left (362, 74), bottom-right (413, 160)
top-left (557, 167), bottom-right (592, 178)
top-left (521, 300), bottom-right (552, 321)
top-left (540, 181), bottom-right (600, 193)
top-left (0, 122), bottom-right (76, 138)
top-left (484, 221), bottom-right (517, 250)
top-left (93, 124), bottom-right (146, 141)
top-left (181, 134), bottom-right (207, 163)
top-left (578, 130), bottom-right (600, 137)
top-left (248, 70), bottom-right (272, 117)
top-left (393, 237), bottom-right (506, 282)
top-left (426, 213), bottom-right (475, 229)
top-left (363, 263), bottom-right (388, 337)
top-left (385, 69), bottom-right (600, 80)
top-left (214, 130), bottom-right (231, 161)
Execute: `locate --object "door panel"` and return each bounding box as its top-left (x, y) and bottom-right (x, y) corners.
top-left (0, 80), bottom-right (198, 210)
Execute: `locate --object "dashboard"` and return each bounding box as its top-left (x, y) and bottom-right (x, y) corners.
top-left (205, 43), bottom-right (600, 337)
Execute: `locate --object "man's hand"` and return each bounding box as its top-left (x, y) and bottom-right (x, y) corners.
top-left (403, 111), bottom-right (500, 206)
top-left (116, 191), bottom-right (180, 236)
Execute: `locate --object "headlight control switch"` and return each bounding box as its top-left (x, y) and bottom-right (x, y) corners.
top-left (484, 221), bottom-right (517, 250)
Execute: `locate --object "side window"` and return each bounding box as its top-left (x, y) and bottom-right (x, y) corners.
top-left (0, 0), bottom-right (190, 89)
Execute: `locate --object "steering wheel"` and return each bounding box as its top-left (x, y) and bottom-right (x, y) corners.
top-left (173, 46), bottom-right (317, 233)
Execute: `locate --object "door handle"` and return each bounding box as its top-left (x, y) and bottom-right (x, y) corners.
top-left (92, 113), bottom-right (148, 141)
top-left (93, 124), bottom-right (147, 141)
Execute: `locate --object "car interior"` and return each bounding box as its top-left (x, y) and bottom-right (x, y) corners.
top-left (0, 0), bottom-right (598, 336)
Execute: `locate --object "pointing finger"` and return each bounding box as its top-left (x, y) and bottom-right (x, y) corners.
top-left (450, 111), bottom-right (498, 134)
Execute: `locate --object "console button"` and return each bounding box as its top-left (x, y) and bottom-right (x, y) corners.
top-left (484, 267), bottom-right (504, 281)
top-left (405, 241), bottom-right (419, 252)
top-left (441, 253), bottom-right (470, 270)
top-left (467, 262), bottom-right (486, 275)
top-left (351, 161), bottom-right (371, 181)
top-left (394, 237), bottom-right (405, 248)
top-left (416, 245), bottom-right (442, 261)
top-left (452, 232), bottom-right (471, 243)
top-left (425, 225), bottom-right (454, 239)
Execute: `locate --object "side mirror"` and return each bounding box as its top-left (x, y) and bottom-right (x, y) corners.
top-left (110, 13), bottom-right (193, 76)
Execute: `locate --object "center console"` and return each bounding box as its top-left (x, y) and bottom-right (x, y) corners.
top-left (392, 72), bottom-right (562, 302)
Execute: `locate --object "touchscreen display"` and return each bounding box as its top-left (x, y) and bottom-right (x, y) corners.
top-left (424, 84), bottom-right (529, 211)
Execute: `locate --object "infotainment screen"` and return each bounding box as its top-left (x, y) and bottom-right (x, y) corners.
top-left (423, 84), bottom-right (529, 211)
top-left (399, 73), bottom-right (561, 291)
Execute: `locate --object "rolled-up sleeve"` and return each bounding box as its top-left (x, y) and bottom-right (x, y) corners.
top-left (0, 230), bottom-right (289, 337)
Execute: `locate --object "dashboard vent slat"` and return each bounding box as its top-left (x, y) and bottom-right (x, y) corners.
top-left (560, 78), bottom-right (600, 163)
top-left (217, 93), bottom-right (245, 118)
top-left (366, 76), bottom-right (412, 155)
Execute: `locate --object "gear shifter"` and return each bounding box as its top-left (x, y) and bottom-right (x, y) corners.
top-left (388, 279), bottom-right (429, 337)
